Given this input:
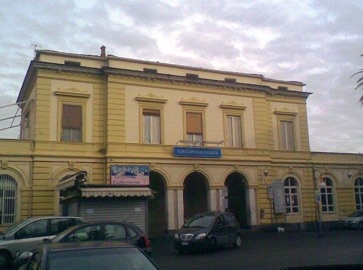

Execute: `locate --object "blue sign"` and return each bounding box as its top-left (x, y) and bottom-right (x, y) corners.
top-left (173, 147), bottom-right (222, 158)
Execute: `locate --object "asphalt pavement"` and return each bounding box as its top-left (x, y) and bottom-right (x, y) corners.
top-left (151, 230), bottom-right (363, 270)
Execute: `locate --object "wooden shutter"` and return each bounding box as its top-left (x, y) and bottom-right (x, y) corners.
top-left (186, 112), bottom-right (202, 134)
top-left (62, 105), bottom-right (82, 129)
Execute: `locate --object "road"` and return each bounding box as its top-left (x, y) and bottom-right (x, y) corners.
top-left (151, 230), bottom-right (363, 270)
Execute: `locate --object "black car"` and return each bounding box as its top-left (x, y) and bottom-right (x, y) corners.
top-left (174, 211), bottom-right (242, 254)
top-left (17, 241), bottom-right (159, 270)
top-left (49, 221), bottom-right (152, 255)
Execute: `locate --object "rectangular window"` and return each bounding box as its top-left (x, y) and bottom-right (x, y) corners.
top-left (143, 110), bottom-right (161, 144)
top-left (280, 120), bottom-right (294, 150)
top-left (226, 115), bottom-right (242, 147)
top-left (186, 112), bottom-right (203, 142)
top-left (321, 187), bottom-right (334, 212)
top-left (61, 104), bottom-right (82, 142)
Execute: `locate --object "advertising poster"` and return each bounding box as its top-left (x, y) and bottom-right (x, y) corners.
top-left (111, 165), bottom-right (150, 186)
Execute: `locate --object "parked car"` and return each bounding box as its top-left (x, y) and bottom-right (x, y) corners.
top-left (174, 211), bottom-right (242, 254)
top-left (48, 221), bottom-right (152, 255)
top-left (339, 210), bottom-right (363, 229)
top-left (0, 216), bottom-right (84, 269)
top-left (16, 241), bottom-right (159, 270)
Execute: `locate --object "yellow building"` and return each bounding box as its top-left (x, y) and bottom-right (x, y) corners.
top-left (0, 47), bottom-right (362, 235)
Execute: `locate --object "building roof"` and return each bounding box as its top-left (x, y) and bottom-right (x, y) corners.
top-left (17, 48), bottom-right (310, 103)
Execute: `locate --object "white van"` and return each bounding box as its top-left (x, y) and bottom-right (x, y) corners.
top-left (0, 216), bottom-right (85, 268)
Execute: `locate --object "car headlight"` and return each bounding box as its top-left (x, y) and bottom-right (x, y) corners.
top-left (195, 233), bottom-right (207, 240)
top-left (174, 233), bottom-right (179, 239)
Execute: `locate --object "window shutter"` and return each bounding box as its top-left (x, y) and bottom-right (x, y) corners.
top-left (280, 121), bottom-right (294, 150)
top-left (62, 105), bottom-right (82, 129)
top-left (143, 110), bottom-right (160, 117)
top-left (186, 112), bottom-right (202, 134)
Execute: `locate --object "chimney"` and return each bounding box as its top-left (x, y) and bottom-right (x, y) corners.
top-left (100, 46), bottom-right (106, 58)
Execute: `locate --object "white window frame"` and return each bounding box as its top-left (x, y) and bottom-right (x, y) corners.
top-left (226, 115), bottom-right (242, 147)
top-left (184, 110), bottom-right (205, 144)
top-left (320, 177), bottom-right (335, 213)
top-left (284, 177), bottom-right (299, 214)
top-left (143, 109), bottom-right (161, 144)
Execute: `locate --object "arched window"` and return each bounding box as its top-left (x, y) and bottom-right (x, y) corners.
top-left (0, 174), bottom-right (17, 224)
top-left (284, 177), bottom-right (299, 213)
top-left (320, 177), bottom-right (334, 213)
top-left (355, 177), bottom-right (363, 210)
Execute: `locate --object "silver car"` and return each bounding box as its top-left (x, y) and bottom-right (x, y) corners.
top-left (339, 210), bottom-right (363, 229)
top-left (0, 216), bottom-right (84, 268)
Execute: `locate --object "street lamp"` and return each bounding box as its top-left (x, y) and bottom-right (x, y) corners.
top-left (313, 168), bottom-right (324, 237)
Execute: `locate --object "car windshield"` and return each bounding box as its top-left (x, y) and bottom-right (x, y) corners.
top-left (183, 215), bottom-right (215, 228)
top-left (0, 219), bottom-right (29, 235)
top-left (51, 225), bottom-right (83, 243)
top-left (349, 211), bottom-right (363, 217)
top-left (47, 247), bottom-right (157, 270)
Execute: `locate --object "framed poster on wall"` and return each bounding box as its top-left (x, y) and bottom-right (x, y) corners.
top-left (110, 165), bottom-right (150, 186)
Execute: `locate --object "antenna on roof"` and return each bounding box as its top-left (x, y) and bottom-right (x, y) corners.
top-left (31, 43), bottom-right (41, 58)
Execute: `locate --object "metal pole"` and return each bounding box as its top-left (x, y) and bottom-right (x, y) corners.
top-left (313, 168), bottom-right (323, 237)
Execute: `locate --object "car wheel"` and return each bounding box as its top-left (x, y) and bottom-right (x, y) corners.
top-left (233, 234), bottom-right (242, 248)
top-left (207, 238), bottom-right (217, 253)
top-left (0, 252), bottom-right (10, 269)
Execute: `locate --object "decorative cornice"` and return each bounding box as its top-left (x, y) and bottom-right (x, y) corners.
top-left (180, 97), bottom-right (208, 107)
top-left (135, 93), bottom-right (167, 103)
top-left (54, 88), bottom-right (91, 98)
top-left (220, 101), bottom-right (246, 110)
top-left (274, 107), bottom-right (298, 116)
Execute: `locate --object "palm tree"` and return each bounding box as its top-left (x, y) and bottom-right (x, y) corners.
top-left (351, 54), bottom-right (363, 105)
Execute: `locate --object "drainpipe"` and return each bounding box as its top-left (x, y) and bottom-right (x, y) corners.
top-left (101, 46), bottom-right (108, 182)
top-left (28, 149), bottom-right (34, 217)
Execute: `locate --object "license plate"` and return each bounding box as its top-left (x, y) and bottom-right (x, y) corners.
top-left (182, 242), bottom-right (189, 246)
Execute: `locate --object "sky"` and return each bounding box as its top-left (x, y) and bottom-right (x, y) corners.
top-left (0, 0), bottom-right (362, 153)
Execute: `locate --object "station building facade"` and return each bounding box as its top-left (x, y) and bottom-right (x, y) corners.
top-left (0, 47), bottom-right (362, 236)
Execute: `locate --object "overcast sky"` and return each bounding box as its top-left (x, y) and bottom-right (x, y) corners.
top-left (1, 0), bottom-right (362, 153)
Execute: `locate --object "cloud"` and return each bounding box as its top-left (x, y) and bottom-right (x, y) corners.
top-left (0, 0), bottom-right (362, 153)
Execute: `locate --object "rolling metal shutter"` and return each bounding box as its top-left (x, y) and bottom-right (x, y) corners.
top-left (67, 201), bottom-right (79, 217)
top-left (79, 198), bottom-right (147, 233)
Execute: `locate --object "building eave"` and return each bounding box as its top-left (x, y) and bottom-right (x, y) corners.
top-left (103, 66), bottom-right (311, 99)
top-left (107, 55), bottom-right (306, 87)
top-left (17, 61), bottom-right (103, 103)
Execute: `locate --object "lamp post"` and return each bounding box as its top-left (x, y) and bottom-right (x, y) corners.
top-left (313, 168), bottom-right (324, 237)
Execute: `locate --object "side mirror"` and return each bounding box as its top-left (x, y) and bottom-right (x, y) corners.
top-left (13, 251), bottom-right (33, 270)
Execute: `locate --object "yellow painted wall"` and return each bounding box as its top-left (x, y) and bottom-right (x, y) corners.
top-left (1, 50), bottom-right (362, 231)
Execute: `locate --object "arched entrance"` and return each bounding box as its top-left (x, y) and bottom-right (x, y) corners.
top-left (183, 172), bottom-right (209, 220)
top-left (225, 172), bottom-right (248, 228)
top-left (148, 171), bottom-right (167, 238)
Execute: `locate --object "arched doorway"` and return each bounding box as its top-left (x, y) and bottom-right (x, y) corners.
top-left (225, 172), bottom-right (248, 228)
top-left (183, 172), bottom-right (209, 220)
top-left (148, 171), bottom-right (167, 238)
